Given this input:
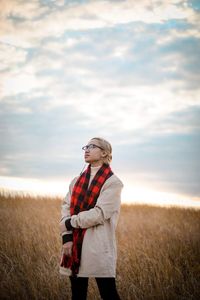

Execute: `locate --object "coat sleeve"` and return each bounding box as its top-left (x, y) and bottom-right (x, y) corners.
top-left (59, 176), bottom-right (78, 237)
top-left (60, 176), bottom-right (78, 222)
top-left (70, 178), bottom-right (123, 229)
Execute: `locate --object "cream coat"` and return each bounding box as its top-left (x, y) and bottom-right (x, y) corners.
top-left (59, 172), bottom-right (124, 278)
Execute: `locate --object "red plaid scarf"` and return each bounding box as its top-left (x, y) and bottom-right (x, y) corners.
top-left (61, 163), bottom-right (113, 276)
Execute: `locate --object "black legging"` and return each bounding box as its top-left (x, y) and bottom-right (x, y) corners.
top-left (69, 276), bottom-right (121, 300)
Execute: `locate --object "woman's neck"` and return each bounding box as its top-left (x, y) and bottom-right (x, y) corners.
top-left (90, 164), bottom-right (102, 176)
top-left (90, 162), bottom-right (103, 167)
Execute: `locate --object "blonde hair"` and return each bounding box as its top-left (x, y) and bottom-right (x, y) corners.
top-left (91, 137), bottom-right (112, 164)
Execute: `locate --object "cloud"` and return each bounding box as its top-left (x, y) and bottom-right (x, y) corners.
top-left (1, 1), bottom-right (199, 99)
top-left (0, 0), bottom-right (199, 48)
top-left (1, 27), bottom-right (199, 134)
top-left (0, 102), bottom-right (99, 178)
top-left (0, 43), bottom-right (27, 72)
top-left (116, 139), bottom-right (200, 197)
top-left (0, 0), bottom-right (49, 20)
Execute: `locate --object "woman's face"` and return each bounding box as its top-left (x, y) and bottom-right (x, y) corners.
top-left (83, 139), bottom-right (105, 166)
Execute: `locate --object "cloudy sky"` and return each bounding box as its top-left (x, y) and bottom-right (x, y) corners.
top-left (0, 0), bottom-right (200, 207)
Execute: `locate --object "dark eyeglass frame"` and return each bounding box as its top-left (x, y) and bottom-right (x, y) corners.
top-left (82, 144), bottom-right (104, 151)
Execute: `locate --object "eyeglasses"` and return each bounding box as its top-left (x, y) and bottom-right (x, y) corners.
top-left (82, 144), bottom-right (104, 151)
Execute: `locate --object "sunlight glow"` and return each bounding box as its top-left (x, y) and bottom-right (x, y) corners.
top-left (122, 184), bottom-right (200, 209)
top-left (0, 176), bottom-right (199, 209)
top-left (0, 176), bottom-right (67, 197)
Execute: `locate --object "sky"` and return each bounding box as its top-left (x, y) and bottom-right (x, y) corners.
top-left (0, 0), bottom-right (200, 208)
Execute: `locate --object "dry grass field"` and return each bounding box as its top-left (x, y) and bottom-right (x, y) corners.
top-left (0, 192), bottom-right (200, 300)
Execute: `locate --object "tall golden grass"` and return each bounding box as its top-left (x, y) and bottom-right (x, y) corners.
top-left (0, 191), bottom-right (199, 300)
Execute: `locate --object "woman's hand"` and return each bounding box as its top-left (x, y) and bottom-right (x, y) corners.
top-left (63, 241), bottom-right (73, 257)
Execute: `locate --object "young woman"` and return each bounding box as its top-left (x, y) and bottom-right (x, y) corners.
top-left (59, 137), bottom-right (124, 300)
